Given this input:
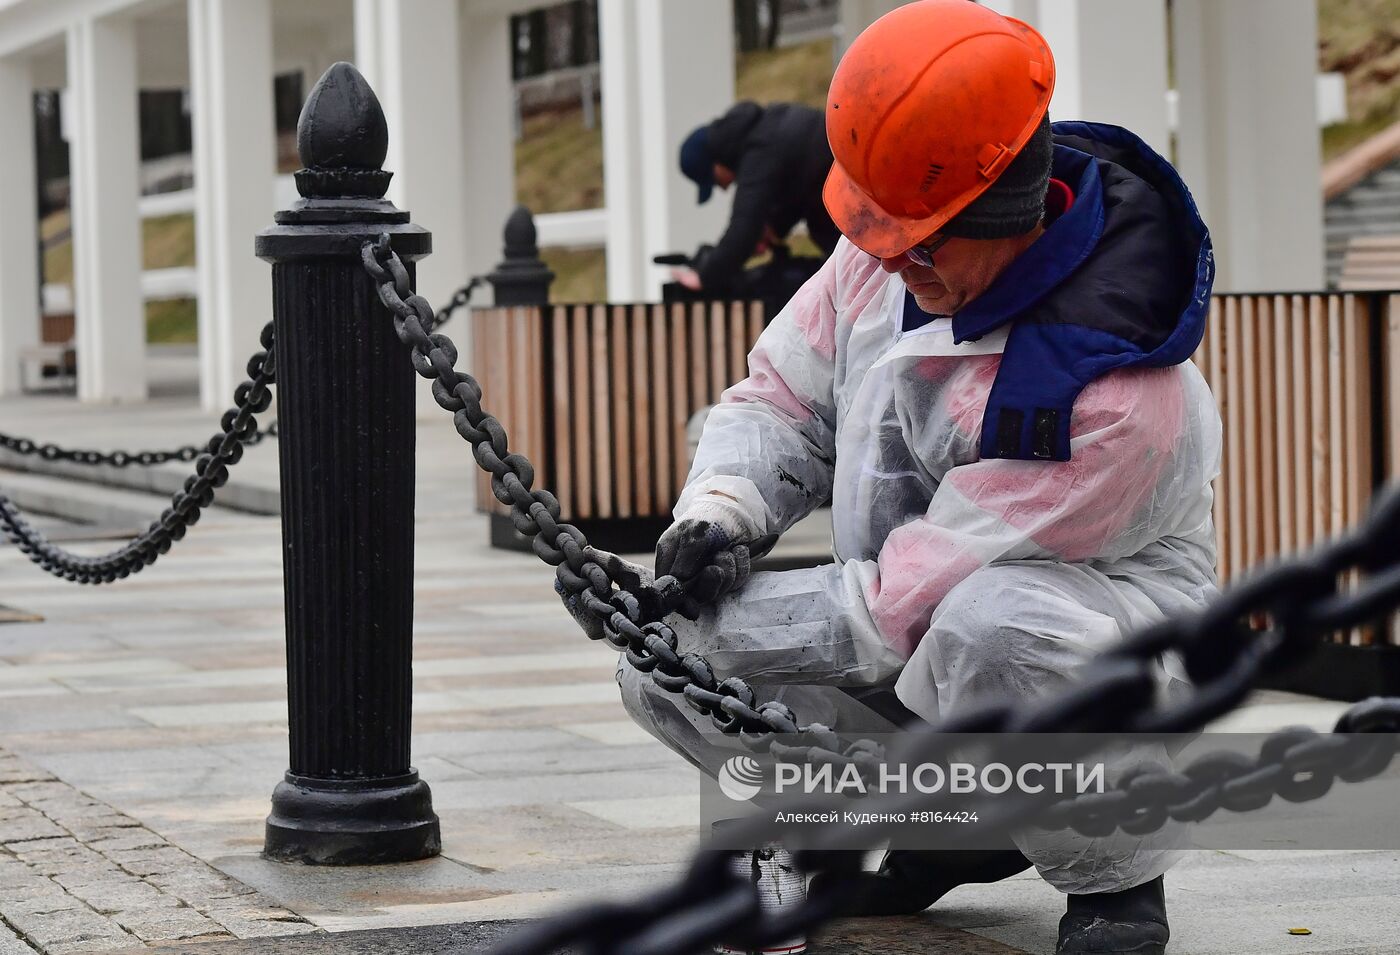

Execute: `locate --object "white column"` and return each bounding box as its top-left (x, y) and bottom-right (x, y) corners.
top-left (68, 15), bottom-right (146, 403)
top-left (602, 0), bottom-right (735, 302)
top-left (189, 0), bottom-right (277, 411)
top-left (458, 9), bottom-right (514, 293)
top-left (355, 0), bottom-right (481, 418)
top-left (599, 0), bottom-right (646, 301)
top-left (1035, 0), bottom-right (1170, 155)
top-left (0, 54), bottom-right (40, 396)
top-left (632, 0), bottom-right (734, 303)
top-left (1173, 0), bottom-right (1323, 292)
top-left (978, 0), bottom-right (1039, 20)
top-left (600, 0), bottom-right (733, 303)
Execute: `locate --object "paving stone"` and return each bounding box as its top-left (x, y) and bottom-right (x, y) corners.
top-left (195, 901), bottom-right (315, 940)
top-left (9, 841), bottom-right (109, 879)
top-left (0, 906), bottom-right (131, 950)
top-left (0, 764), bottom-right (55, 786)
top-left (1, 881), bottom-right (74, 910)
top-left (110, 904), bottom-right (227, 943)
top-left (0, 809), bottom-right (66, 844)
top-left (63, 878), bottom-right (171, 915)
top-left (63, 821), bottom-right (144, 844)
top-left (0, 859), bottom-right (37, 888)
top-left (145, 869), bottom-right (257, 904)
top-left (84, 832), bottom-right (172, 854)
top-left (49, 866), bottom-right (135, 891)
top-left (103, 847), bottom-right (193, 878)
top-left (0, 920), bottom-right (33, 955)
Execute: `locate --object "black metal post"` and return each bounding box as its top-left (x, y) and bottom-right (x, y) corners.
top-left (256, 62), bottom-right (440, 865)
top-left (487, 205), bottom-right (554, 306)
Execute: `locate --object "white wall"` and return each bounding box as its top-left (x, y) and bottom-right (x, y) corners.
top-left (0, 52), bottom-right (39, 394)
top-left (1174, 0), bottom-right (1324, 292)
top-left (599, 0), bottom-right (733, 302)
top-left (1034, 0), bottom-right (1170, 154)
top-left (67, 12), bottom-right (146, 402)
top-left (189, 0), bottom-right (277, 411)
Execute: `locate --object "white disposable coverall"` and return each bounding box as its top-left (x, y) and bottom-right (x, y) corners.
top-left (617, 235), bottom-right (1222, 894)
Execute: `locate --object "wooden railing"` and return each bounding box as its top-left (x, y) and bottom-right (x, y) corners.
top-left (475, 293), bottom-right (1400, 645)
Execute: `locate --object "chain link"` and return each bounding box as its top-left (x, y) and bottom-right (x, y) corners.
top-left (424, 277), bottom-right (484, 332)
top-left (361, 235), bottom-right (858, 761)
top-left (359, 235), bottom-right (1400, 955)
top-left (0, 323), bottom-right (277, 584)
top-left (0, 423), bottom-right (276, 469)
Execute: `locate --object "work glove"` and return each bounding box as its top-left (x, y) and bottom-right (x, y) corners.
top-left (554, 548), bottom-right (656, 641)
top-left (655, 494), bottom-right (767, 615)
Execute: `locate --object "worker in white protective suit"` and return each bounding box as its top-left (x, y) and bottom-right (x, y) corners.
top-left (567, 3), bottom-right (1222, 954)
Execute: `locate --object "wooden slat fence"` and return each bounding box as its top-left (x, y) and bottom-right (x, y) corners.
top-left (476, 292), bottom-right (1400, 644)
top-left (472, 301), bottom-right (764, 528)
top-left (1193, 292), bottom-right (1393, 645)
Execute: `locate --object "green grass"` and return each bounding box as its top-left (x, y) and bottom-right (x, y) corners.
top-left (42, 212), bottom-right (196, 285)
top-left (1318, 0), bottom-right (1400, 160)
top-left (1323, 112), bottom-right (1399, 161)
top-left (514, 38), bottom-right (838, 296)
top-left (515, 107), bottom-right (605, 214)
top-left (541, 246), bottom-right (607, 303)
top-left (735, 37), bottom-right (835, 108)
top-left (146, 298), bottom-right (197, 344)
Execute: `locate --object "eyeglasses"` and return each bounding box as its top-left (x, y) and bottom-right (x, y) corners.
top-left (902, 233), bottom-right (952, 268)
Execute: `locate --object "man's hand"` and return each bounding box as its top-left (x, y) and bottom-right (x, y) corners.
top-left (655, 494), bottom-right (760, 615)
top-left (669, 266), bottom-right (703, 291)
top-left (554, 549), bottom-right (657, 640)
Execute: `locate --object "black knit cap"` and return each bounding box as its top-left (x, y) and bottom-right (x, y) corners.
top-left (941, 114), bottom-right (1053, 240)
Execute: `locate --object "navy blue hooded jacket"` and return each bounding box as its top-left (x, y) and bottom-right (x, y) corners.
top-left (903, 121), bottom-right (1214, 461)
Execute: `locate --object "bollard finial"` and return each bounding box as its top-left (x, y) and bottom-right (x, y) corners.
top-left (502, 205), bottom-right (540, 260)
top-left (294, 62), bottom-right (392, 200)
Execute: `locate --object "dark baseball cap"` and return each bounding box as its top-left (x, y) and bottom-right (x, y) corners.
top-left (679, 125), bottom-right (715, 204)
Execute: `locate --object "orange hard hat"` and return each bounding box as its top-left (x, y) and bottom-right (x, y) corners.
top-left (823, 0), bottom-right (1056, 259)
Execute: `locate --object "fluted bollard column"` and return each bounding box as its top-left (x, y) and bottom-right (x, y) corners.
top-left (256, 62), bottom-right (439, 865)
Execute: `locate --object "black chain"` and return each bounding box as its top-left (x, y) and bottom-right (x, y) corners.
top-left (1040, 703), bottom-right (1400, 838)
top-left (425, 277), bottom-right (484, 331)
top-left (360, 233), bottom-right (1400, 775)
top-left (361, 236), bottom-right (857, 762)
top-left (0, 423), bottom-right (276, 469)
top-left (0, 322), bottom-right (277, 584)
top-left (359, 234), bottom-right (1400, 955)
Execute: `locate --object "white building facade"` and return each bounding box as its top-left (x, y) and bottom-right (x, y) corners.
top-left (0, 0), bottom-right (1324, 407)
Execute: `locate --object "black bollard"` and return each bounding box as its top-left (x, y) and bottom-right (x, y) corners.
top-left (255, 62), bottom-right (440, 865)
top-left (486, 205), bottom-right (554, 306)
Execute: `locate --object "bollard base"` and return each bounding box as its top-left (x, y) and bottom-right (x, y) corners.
top-left (264, 770), bottom-right (440, 866)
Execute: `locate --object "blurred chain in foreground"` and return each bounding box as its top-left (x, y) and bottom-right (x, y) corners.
top-left (361, 233), bottom-right (1400, 955)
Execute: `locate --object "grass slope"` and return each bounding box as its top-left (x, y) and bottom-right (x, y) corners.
top-left (1319, 0), bottom-right (1400, 158)
top-left (524, 37), bottom-right (837, 299)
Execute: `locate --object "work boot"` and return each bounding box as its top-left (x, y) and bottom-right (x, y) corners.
top-left (808, 848), bottom-right (1032, 917)
top-left (713, 843), bottom-right (808, 955)
top-left (1056, 876), bottom-right (1169, 955)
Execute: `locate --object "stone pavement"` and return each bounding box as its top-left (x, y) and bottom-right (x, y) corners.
top-left (3, 378), bottom-right (1400, 955)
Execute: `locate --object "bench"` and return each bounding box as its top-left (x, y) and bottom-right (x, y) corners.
top-left (18, 312), bottom-right (77, 392)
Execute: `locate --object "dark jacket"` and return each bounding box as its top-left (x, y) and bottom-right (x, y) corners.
top-left (698, 101), bottom-right (839, 292)
top-left (913, 121), bottom-right (1213, 462)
